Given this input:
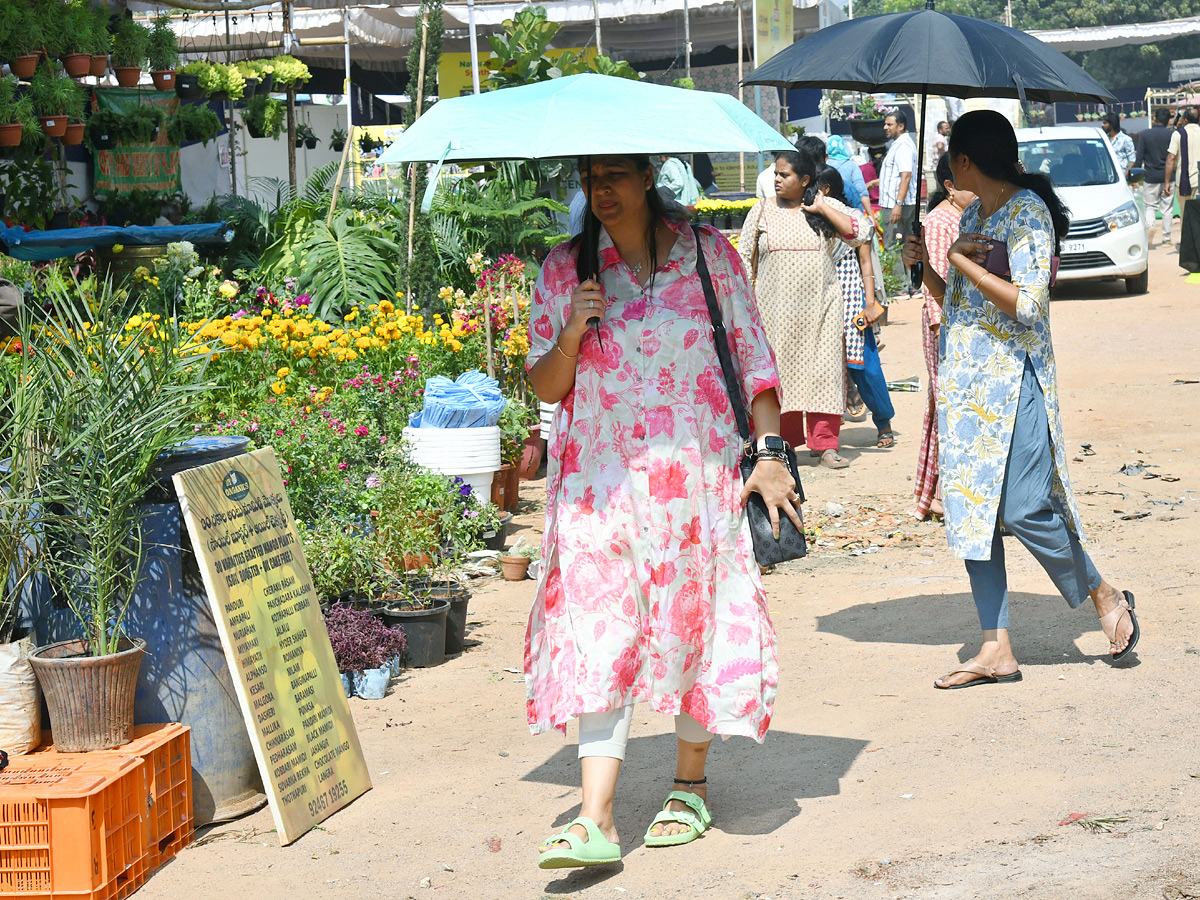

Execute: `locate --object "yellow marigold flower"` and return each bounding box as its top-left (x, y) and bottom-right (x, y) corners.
top-left (276, 367), bottom-right (291, 378)
top-left (379, 299), bottom-right (395, 315)
top-left (395, 291), bottom-right (404, 299)
top-left (344, 311), bottom-right (358, 322)
top-left (451, 339), bottom-right (463, 351)
top-left (355, 337), bottom-right (371, 350)
top-left (270, 381), bottom-right (287, 395)
top-left (112, 244), bottom-right (124, 253)
top-left (127, 315), bottom-right (143, 329)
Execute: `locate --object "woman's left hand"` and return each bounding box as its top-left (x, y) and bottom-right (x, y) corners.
top-left (740, 458), bottom-right (804, 538)
top-left (948, 232), bottom-right (993, 269)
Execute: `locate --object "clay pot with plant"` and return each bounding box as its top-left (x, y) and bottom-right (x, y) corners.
top-left (0, 2), bottom-right (44, 78)
top-left (111, 17), bottom-right (150, 87)
top-left (83, 4), bottom-right (112, 76)
top-left (147, 15), bottom-right (178, 91)
top-left (27, 277), bottom-right (215, 752)
top-left (0, 74), bottom-right (40, 148)
top-left (27, 64), bottom-right (84, 140)
top-left (499, 537), bottom-right (539, 582)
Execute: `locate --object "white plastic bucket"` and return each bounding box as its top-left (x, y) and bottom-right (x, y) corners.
top-left (403, 425), bottom-right (500, 499)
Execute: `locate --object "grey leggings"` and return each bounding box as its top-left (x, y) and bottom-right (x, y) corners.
top-left (578, 707), bottom-right (712, 760)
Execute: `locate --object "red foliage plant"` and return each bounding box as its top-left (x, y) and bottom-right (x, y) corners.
top-left (324, 604), bottom-right (407, 672)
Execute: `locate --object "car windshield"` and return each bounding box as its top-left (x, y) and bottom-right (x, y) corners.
top-left (1018, 137), bottom-right (1118, 187)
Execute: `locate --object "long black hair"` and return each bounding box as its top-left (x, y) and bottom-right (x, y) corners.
top-left (948, 110), bottom-right (1070, 252)
top-left (815, 165), bottom-right (849, 207)
top-left (775, 148), bottom-right (835, 238)
top-left (927, 154), bottom-right (953, 212)
top-left (571, 155), bottom-right (687, 294)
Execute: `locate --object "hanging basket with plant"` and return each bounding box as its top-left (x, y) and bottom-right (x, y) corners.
top-left (330, 127), bottom-right (347, 151)
top-left (295, 122), bottom-right (319, 149)
top-left (83, 108), bottom-right (121, 150)
top-left (243, 93), bottom-right (283, 139)
top-left (166, 102), bottom-right (221, 145)
top-left (270, 54), bottom-right (311, 88)
top-left (111, 16), bottom-right (150, 86)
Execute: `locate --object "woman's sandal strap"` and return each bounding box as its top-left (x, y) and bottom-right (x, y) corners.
top-left (672, 776), bottom-right (707, 787)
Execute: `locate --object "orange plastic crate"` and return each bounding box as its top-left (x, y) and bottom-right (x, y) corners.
top-left (34, 725), bottom-right (193, 871)
top-left (0, 756), bottom-right (148, 900)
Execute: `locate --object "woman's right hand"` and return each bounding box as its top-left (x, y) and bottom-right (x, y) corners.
top-left (902, 231), bottom-right (927, 269)
top-left (565, 278), bottom-right (607, 341)
top-left (947, 232), bottom-right (993, 269)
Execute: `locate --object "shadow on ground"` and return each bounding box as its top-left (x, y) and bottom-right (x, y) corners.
top-left (815, 591), bottom-right (1128, 667)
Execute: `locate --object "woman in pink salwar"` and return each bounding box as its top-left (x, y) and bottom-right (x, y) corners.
top-left (526, 155), bottom-right (800, 869)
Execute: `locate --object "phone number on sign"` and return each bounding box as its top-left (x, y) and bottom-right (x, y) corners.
top-left (307, 779), bottom-right (350, 818)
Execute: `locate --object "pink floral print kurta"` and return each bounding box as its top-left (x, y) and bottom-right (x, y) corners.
top-left (524, 220), bottom-right (782, 741)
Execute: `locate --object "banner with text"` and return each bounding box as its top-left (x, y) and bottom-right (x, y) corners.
top-left (437, 47), bottom-right (598, 99)
top-left (92, 88), bottom-right (182, 194)
top-left (754, 0), bottom-right (794, 68)
top-left (173, 447), bottom-right (371, 846)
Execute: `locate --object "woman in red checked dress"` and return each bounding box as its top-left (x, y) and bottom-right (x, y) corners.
top-left (525, 154), bottom-right (800, 869)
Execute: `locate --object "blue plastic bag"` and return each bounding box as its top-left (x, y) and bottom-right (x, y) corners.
top-left (410, 370), bottom-right (506, 428)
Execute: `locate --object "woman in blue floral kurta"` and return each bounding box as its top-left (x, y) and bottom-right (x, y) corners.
top-left (904, 111), bottom-right (1140, 688)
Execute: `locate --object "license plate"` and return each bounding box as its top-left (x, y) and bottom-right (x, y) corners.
top-left (1062, 240), bottom-right (1087, 254)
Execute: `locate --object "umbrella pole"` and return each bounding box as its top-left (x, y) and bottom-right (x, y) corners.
top-left (910, 91), bottom-right (928, 292)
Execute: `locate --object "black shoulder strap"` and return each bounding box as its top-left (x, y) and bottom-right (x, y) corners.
top-left (691, 224), bottom-right (751, 449)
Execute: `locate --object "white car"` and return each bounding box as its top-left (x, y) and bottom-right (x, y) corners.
top-left (1016, 125), bottom-right (1149, 294)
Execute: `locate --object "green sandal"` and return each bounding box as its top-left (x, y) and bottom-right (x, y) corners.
top-left (536, 816), bottom-right (621, 869)
top-left (643, 789), bottom-right (712, 847)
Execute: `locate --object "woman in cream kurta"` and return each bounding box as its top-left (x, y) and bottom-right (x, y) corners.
top-left (738, 149), bottom-right (870, 467)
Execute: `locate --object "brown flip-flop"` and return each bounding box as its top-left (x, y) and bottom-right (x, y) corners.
top-left (934, 660), bottom-right (1023, 690)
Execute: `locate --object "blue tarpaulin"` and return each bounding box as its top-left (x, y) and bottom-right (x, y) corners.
top-left (0, 222), bottom-right (232, 262)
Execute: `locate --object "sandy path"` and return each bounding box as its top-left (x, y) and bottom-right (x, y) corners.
top-left (138, 243), bottom-right (1200, 900)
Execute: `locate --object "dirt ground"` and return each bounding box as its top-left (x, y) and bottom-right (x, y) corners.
top-left (139, 242), bottom-right (1200, 900)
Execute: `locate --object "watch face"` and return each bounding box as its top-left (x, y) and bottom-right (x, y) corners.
top-left (764, 436), bottom-right (785, 451)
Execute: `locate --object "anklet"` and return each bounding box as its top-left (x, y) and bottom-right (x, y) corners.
top-left (672, 776), bottom-right (707, 787)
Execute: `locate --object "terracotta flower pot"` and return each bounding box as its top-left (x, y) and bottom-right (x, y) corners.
top-left (151, 69), bottom-right (176, 91)
top-left (61, 53), bottom-right (91, 78)
top-left (90, 55), bottom-right (109, 77)
top-left (61, 123), bottom-right (84, 146)
top-left (519, 425), bottom-right (544, 481)
top-left (0, 123), bottom-right (22, 148)
top-left (499, 555), bottom-right (532, 582)
top-left (38, 115), bottom-right (66, 138)
top-left (114, 66), bottom-right (142, 87)
top-left (29, 637), bottom-right (146, 752)
top-left (11, 55), bottom-right (40, 79)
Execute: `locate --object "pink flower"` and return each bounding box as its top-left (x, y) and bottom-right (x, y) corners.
top-left (354, 425), bottom-right (369, 437)
top-left (338, 462), bottom-right (348, 470)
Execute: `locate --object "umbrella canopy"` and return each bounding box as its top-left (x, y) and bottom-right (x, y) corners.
top-left (376, 73), bottom-right (793, 165)
top-left (744, 4), bottom-right (1114, 103)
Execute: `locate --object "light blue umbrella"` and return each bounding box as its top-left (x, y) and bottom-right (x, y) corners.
top-left (376, 73), bottom-right (791, 166)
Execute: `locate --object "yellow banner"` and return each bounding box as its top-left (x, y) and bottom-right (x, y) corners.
top-left (438, 47), bottom-right (598, 99)
top-left (173, 448), bottom-right (371, 846)
top-left (754, 0), bottom-right (794, 68)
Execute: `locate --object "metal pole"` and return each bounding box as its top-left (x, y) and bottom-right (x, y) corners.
top-left (284, 2), bottom-right (297, 192)
top-left (467, 0), bottom-right (481, 92)
top-left (755, 86), bottom-right (763, 176)
top-left (406, 13), bottom-right (430, 310)
top-left (737, 0), bottom-right (744, 191)
top-left (224, 4), bottom-right (236, 196)
top-left (593, 0), bottom-right (603, 56)
top-left (683, 0), bottom-right (692, 79)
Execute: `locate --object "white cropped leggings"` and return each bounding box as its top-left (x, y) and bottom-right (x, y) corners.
top-left (578, 707), bottom-right (712, 760)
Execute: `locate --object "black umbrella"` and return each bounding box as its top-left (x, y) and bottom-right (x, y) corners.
top-left (744, 0), bottom-right (1115, 287)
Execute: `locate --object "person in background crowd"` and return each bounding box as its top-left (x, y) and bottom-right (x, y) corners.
top-left (657, 155), bottom-right (701, 206)
top-left (527, 154), bottom-right (797, 868)
top-left (693, 152), bottom-right (719, 194)
top-left (1136, 107), bottom-right (1176, 248)
top-left (739, 147), bottom-right (871, 469)
top-left (933, 120), bottom-right (951, 163)
top-left (868, 110), bottom-right (918, 290)
top-left (816, 166), bottom-right (895, 450)
top-left (911, 153), bottom-right (977, 521)
top-left (903, 110), bottom-right (1139, 688)
top-left (795, 134), bottom-right (828, 168)
top-left (1165, 108), bottom-right (1200, 225)
top-left (1100, 113), bottom-right (1135, 180)
top-left (826, 135), bottom-right (872, 218)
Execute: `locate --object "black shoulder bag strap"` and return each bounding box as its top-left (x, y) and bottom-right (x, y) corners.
top-left (691, 224), bottom-right (752, 456)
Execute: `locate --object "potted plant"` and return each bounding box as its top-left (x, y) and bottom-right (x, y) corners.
top-left (125, 104), bottom-right (165, 143)
top-left (847, 97), bottom-right (895, 147)
top-left (233, 61), bottom-right (259, 98)
top-left (83, 107), bottom-right (122, 150)
top-left (243, 93), bottom-right (283, 139)
top-left (300, 520), bottom-right (384, 606)
top-left (196, 62), bottom-right (245, 102)
top-left (495, 399), bottom-right (532, 511)
top-left (376, 583), bottom-right (449, 669)
top-left (330, 127), bottom-right (347, 152)
top-left (165, 103), bottom-right (221, 145)
top-left (84, 4), bottom-right (112, 76)
top-left (295, 122), bottom-right (318, 149)
top-left (358, 133), bottom-right (379, 155)
top-left (111, 16), bottom-right (150, 87)
top-left (0, 75), bottom-right (38, 148)
top-left (0, 2), bottom-right (44, 78)
top-left (57, 1), bottom-right (92, 77)
top-left (270, 54), bottom-right (310, 89)
top-left (324, 604), bottom-right (406, 698)
top-left (147, 15), bottom-right (178, 91)
top-left (247, 58), bottom-right (275, 93)
top-left (27, 64), bottom-right (83, 139)
top-left (499, 536), bottom-right (538, 582)
top-left (0, 334), bottom-right (45, 755)
top-left (27, 277), bottom-right (212, 752)
top-left (377, 461), bottom-right (449, 573)
top-left (175, 60), bottom-right (206, 99)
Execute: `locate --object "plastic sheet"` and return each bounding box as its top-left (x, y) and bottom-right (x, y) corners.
top-left (0, 222), bottom-right (232, 262)
top-left (409, 370), bottom-right (506, 428)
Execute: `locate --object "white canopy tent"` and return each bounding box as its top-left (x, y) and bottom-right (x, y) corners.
top-left (1027, 14), bottom-right (1200, 52)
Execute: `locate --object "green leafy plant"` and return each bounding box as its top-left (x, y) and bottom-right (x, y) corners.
top-left (72, 1), bottom-right (111, 57)
top-left (182, 61), bottom-right (246, 100)
top-left (32, 0), bottom-right (70, 59)
top-left (147, 15), bottom-right (178, 71)
top-left (330, 127), bottom-right (347, 149)
top-left (35, 276), bottom-right (213, 657)
top-left (0, 74), bottom-right (39, 133)
top-left (483, 6), bottom-right (640, 89)
top-left (0, 1), bottom-right (44, 59)
top-left (270, 54), bottom-right (311, 87)
top-left (498, 398), bottom-right (534, 468)
top-left (83, 108), bottom-right (122, 150)
top-left (299, 521), bottom-right (385, 601)
top-left (243, 94), bottom-right (284, 139)
top-left (166, 103), bottom-right (221, 145)
top-left (671, 76), bottom-right (695, 90)
top-left (111, 16), bottom-right (150, 69)
top-left (124, 105), bottom-right (165, 143)
top-left (295, 123), bottom-right (318, 146)
top-left (27, 64), bottom-right (85, 119)
top-left (97, 189), bottom-right (166, 226)
top-left (291, 211), bottom-right (401, 320)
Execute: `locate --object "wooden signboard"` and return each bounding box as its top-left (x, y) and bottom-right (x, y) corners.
top-left (173, 447), bottom-right (371, 845)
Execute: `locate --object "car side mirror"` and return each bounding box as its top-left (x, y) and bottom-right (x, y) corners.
top-left (1127, 167), bottom-right (1146, 185)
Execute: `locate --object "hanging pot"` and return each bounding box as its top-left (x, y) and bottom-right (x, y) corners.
top-left (60, 123), bottom-right (85, 146)
top-left (114, 66), bottom-right (142, 87)
top-left (29, 637), bottom-right (146, 752)
top-left (208, 90), bottom-right (229, 102)
top-left (151, 69), bottom-right (176, 91)
top-left (91, 131), bottom-right (115, 150)
top-left (246, 119), bottom-right (267, 139)
top-left (331, 140), bottom-right (345, 152)
top-left (90, 55), bottom-right (109, 77)
top-left (37, 115), bottom-right (67, 138)
top-left (242, 77), bottom-right (259, 98)
top-left (61, 53), bottom-right (91, 78)
top-left (175, 73), bottom-right (203, 99)
top-left (0, 123), bottom-right (22, 148)
top-left (849, 117), bottom-right (888, 147)
top-left (11, 55), bottom-right (40, 79)
top-left (257, 73), bottom-right (274, 93)
top-left (304, 136), bottom-right (317, 149)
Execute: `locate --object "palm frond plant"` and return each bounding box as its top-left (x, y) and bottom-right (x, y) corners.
top-left (293, 211), bottom-right (402, 321)
top-left (34, 276), bottom-right (214, 658)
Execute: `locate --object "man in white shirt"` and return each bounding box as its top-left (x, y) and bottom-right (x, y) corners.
top-left (871, 110), bottom-right (918, 266)
top-left (1101, 112), bottom-right (1135, 179)
top-left (1165, 108), bottom-right (1200, 227)
top-left (756, 161), bottom-right (777, 199)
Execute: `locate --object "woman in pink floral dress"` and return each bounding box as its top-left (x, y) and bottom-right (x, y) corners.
top-left (912, 155), bottom-right (976, 520)
top-left (526, 155), bottom-right (800, 869)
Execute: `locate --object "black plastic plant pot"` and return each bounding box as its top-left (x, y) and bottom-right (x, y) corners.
top-left (380, 599), bottom-right (449, 668)
top-left (331, 141), bottom-right (345, 152)
top-left (93, 133), bottom-right (115, 150)
top-left (175, 73), bottom-right (203, 99)
top-left (242, 78), bottom-right (259, 98)
top-left (304, 137), bottom-right (317, 149)
top-left (257, 73), bottom-right (274, 93)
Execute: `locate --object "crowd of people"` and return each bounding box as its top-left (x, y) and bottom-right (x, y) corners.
top-left (522, 109), bottom-right (1141, 871)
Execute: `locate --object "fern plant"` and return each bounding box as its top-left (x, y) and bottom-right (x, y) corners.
top-left (294, 212), bottom-right (401, 321)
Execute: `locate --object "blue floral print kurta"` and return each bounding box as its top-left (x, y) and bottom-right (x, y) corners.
top-left (938, 190), bottom-right (1086, 560)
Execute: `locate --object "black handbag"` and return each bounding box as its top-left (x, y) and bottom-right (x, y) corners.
top-left (692, 225), bottom-right (807, 566)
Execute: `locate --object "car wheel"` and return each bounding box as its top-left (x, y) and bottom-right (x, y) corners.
top-left (1125, 269), bottom-right (1149, 294)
